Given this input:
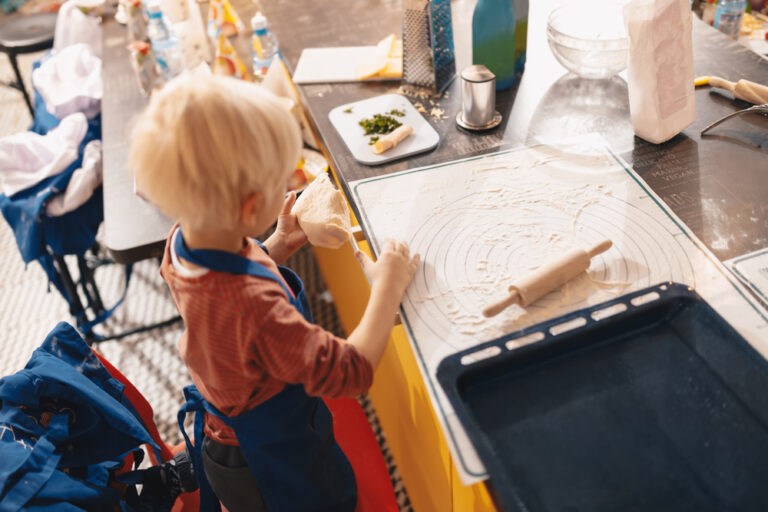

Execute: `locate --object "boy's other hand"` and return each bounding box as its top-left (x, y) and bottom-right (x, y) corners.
top-left (355, 239), bottom-right (420, 298)
top-left (265, 192), bottom-right (308, 264)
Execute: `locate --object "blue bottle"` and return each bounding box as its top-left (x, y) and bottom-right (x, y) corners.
top-left (714, 0), bottom-right (747, 39)
top-left (472, 0), bottom-right (517, 90)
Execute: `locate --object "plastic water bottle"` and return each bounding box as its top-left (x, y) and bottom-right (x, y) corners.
top-left (472, 0), bottom-right (517, 91)
top-left (714, 0), bottom-right (747, 39)
top-left (146, 2), bottom-right (184, 81)
top-left (251, 13), bottom-right (280, 82)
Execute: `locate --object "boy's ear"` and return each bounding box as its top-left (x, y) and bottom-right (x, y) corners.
top-left (240, 192), bottom-right (264, 227)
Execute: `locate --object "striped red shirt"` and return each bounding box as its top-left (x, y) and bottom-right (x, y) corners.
top-left (160, 226), bottom-right (373, 445)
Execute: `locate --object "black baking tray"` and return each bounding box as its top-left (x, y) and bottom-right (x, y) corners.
top-left (437, 283), bottom-right (768, 512)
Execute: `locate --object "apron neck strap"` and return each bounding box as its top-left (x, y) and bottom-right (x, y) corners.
top-left (173, 228), bottom-right (294, 298)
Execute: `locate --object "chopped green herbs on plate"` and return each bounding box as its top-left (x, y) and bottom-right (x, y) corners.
top-left (358, 113), bottom-right (403, 136)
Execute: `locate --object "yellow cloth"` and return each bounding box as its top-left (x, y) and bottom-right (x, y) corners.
top-left (213, 34), bottom-right (252, 81)
top-left (207, 0), bottom-right (243, 38)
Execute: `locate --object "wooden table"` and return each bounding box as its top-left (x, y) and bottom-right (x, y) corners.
top-left (100, 1), bottom-right (768, 509)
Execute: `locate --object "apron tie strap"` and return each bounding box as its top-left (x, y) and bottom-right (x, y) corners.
top-left (177, 386), bottom-right (221, 512)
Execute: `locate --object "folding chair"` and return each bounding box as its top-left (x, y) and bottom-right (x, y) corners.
top-left (1, 58), bottom-right (180, 343)
top-left (0, 102), bottom-right (116, 335)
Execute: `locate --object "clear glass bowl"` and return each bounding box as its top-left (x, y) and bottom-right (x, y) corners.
top-left (546, 2), bottom-right (629, 80)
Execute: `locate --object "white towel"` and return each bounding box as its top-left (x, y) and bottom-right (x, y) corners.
top-left (46, 140), bottom-right (103, 216)
top-left (0, 113), bottom-right (88, 198)
top-left (31, 44), bottom-right (103, 120)
top-left (53, 1), bottom-right (102, 57)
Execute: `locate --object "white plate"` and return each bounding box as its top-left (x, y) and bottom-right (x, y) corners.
top-left (329, 94), bottom-right (440, 166)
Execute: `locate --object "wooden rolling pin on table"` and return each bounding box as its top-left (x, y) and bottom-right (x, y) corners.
top-left (697, 76), bottom-right (768, 135)
top-left (697, 76), bottom-right (768, 104)
top-left (482, 240), bottom-right (613, 318)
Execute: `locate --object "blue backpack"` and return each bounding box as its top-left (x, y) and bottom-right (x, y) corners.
top-left (0, 322), bottom-right (169, 511)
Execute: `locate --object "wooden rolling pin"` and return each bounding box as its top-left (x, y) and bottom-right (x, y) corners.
top-left (482, 240), bottom-right (613, 318)
top-left (696, 76), bottom-right (768, 105)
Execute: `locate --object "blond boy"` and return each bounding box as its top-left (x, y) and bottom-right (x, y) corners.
top-left (129, 75), bottom-right (418, 512)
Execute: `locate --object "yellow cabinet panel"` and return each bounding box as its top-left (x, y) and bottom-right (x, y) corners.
top-left (452, 464), bottom-right (496, 512)
top-left (311, 241), bottom-right (370, 335)
top-left (310, 168), bottom-right (497, 511)
top-left (312, 241), bottom-right (452, 511)
top-left (369, 325), bottom-right (453, 512)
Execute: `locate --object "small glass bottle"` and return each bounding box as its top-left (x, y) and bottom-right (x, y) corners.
top-left (123, 0), bottom-right (148, 42)
top-left (250, 13), bottom-right (280, 82)
top-left (128, 39), bottom-right (159, 94)
top-left (714, 0), bottom-right (747, 39)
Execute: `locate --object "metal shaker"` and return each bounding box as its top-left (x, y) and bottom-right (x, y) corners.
top-left (456, 65), bottom-right (502, 130)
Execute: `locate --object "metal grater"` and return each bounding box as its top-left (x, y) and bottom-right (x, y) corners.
top-left (402, 0), bottom-right (456, 93)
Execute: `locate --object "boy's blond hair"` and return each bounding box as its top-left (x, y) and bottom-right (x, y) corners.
top-left (129, 75), bottom-right (302, 230)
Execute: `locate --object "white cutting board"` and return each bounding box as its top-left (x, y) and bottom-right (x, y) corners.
top-left (292, 47), bottom-right (400, 84)
top-left (329, 94), bottom-right (440, 165)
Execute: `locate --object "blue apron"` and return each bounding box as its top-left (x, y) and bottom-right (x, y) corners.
top-left (174, 231), bottom-right (357, 512)
top-left (0, 322), bottom-right (161, 511)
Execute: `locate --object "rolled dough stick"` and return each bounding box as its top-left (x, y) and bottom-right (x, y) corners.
top-left (482, 240), bottom-right (612, 317)
top-left (372, 124), bottom-right (413, 154)
top-left (292, 172), bottom-right (352, 249)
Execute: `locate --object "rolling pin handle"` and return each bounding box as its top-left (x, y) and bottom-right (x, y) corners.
top-left (587, 239), bottom-right (613, 259)
top-left (708, 76), bottom-right (736, 92)
top-left (705, 76), bottom-right (768, 104)
top-left (482, 290), bottom-right (521, 318)
top-left (734, 79), bottom-right (768, 105)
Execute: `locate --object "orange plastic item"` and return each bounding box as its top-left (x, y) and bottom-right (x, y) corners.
top-left (93, 349), bottom-right (200, 511)
top-left (324, 397), bottom-right (399, 512)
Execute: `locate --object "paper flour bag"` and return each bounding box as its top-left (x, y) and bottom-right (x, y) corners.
top-left (624, 0), bottom-right (695, 144)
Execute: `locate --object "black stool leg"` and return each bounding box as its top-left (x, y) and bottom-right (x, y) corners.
top-left (7, 51), bottom-right (34, 118)
top-left (78, 254), bottom-right (106, 314)
top-left (52, 254), bottom-right (88, 322)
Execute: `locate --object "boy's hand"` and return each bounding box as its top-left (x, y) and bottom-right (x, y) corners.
top-left (264, 192), bottom-right (308, 264)
top-left (355, 239), bottom-right (420, 298)
top-left (347, 239), bottom-right (420, 367)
